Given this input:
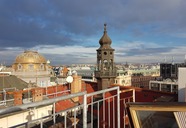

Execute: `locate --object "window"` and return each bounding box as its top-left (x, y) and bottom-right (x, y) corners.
top-left (40, 81), bottom-right (46, 87)
top-left (126, 103), bottom-right (186, 128)
top-left (103, 60), bottom-right (108, 70)
top-left (122, 80), bottom-right (125, 84)
top-left (18, 64), bottom-right (22, 70)
top-left (40, 64), bottom-right (44, 70)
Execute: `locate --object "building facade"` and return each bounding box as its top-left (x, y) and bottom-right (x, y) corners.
top-left (12, 50), bottom-right (51, 87)
top-left (178, 67), bottom-right (186, 102)
top-left (114, 70), bottom-right (131, 86)
top-left (160, 63), bottom-right (185, 80)
top-left (114, 65), bottom-right (159, 87)
top-left (149, 62), bottom-right (186, 93)
top-left (149, 80), bottom-right (178, 93)
top-left (131, 75), bottom-right (156, 88)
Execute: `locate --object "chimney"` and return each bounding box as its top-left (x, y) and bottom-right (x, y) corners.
top-left (71, 75), bottom-right (82, 102)
top-left (14, 91), bottom-right (22, 106)
top-left (62, 67), bottom-right (68, 77)
top-left (32, 88), bottom-right (43, 102)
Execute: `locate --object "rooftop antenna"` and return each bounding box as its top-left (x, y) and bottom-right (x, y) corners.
top-left (164, 56), bottom-right (167, 63)
top-left (172, 56), bottom-right (174, 65)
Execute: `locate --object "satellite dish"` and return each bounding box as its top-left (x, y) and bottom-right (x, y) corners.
top-left (47, 60), bottom-right (50, 64)
top-left (66, 76), bottom-right (73, 83)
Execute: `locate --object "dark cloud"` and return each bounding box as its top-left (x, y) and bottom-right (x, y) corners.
top-left (0, 0), bottom-right (186, 48)
top-left (0, 0), bottom-right (186, 64)
top-left (116, 47), bottom-right (174, 57)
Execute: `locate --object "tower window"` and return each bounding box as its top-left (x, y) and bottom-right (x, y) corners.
top-left (104, 52), bottom-right (107, 55)
top-left (103, 60), bottom-right (108, 70)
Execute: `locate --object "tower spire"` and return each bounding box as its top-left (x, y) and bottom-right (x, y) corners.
top-left (95, 23), bottom-right (116, 90)
top-left (104, 23), bottom-right (107, 33)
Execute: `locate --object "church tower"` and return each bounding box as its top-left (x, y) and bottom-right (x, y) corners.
top-left (95, 24), bottom-right (116, 90)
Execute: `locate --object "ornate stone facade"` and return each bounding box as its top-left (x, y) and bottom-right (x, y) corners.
top-left (12, 50), bottom-right (51, 87)
top-left (12, 50), bottom-right (48, 71)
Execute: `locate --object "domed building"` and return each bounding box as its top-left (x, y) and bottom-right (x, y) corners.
top-left (12, 50), bottom-right (52, 87)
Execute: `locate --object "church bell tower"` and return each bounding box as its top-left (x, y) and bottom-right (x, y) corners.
top-left (95, 24), bottom-right (116, 90)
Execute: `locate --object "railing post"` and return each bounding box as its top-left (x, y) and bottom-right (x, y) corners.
top-left (133, 89), bottom-right (135, 102)
top-left (117, 87), bottom-right (120, 128)
top-left (53, 103), bottom-right (56, 124)
top-left (3, 89), bottom-right (6, 105)
top-left (83, 92), bottom-right (87, 128)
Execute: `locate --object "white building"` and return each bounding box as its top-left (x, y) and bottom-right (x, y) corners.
top-left (178, 67), bottom-right (186, 102)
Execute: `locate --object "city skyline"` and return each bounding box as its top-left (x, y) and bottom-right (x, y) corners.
top-left (0, 0), bottom-right (186, 65)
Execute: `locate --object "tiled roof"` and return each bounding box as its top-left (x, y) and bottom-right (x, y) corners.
top-left (112, 85), bottom-right (177, 102)
top-left (0, 75), bottom-right (28, 90)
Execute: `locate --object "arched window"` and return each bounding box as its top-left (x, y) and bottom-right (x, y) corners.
top-left (103, 60), bottom-right (108, 70)
top-left (40, 64), bottom-right (44, 70)
top-left (122, 80), bottom-right (125, 85)
top-left (98, 60), bottom-right (101, 70)
top-left (18, 64), bottom-right (22, 70)
top-left (110, 59), bottom-right (113, 70)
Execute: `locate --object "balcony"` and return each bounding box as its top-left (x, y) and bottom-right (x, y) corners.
top-left (1, 85), bottom-right (182, 128)
top-left (0, 86), bottom-right (135, 128)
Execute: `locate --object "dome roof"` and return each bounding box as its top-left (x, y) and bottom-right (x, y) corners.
top-left (99, 24), bottom-right (112, 45)
top-left (14, 50), bottom-right (47, 64)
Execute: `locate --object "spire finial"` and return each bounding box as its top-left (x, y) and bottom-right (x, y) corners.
top-left (104, 23), bottom-right (107, 33)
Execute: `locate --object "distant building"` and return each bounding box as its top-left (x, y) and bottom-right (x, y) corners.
top-left (76, 68), bottom-right (96, 82)
top-left (12, 50), bottom-right (52, 87)
top-left (149, 61), bottom-right (186, 93)
top-left (178, 67), bottom-right (186, 102)
top-left (114, 65), bottom-right (159, 88)
top-left (132, 75), bottom-right (156, 88)
top-left (160, 63), bottom-right (185, 80)
top-left (129, 66), bottom-right (160, 77)
top-left (55, 66), bottom-right (69, 84)
top-left (114, 70), bottom-right (131, 86)
top-left (149, 79), bottom-right (178, 93)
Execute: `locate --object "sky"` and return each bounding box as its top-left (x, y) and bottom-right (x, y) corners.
top-left (0, 0), bottom-right (186, 65)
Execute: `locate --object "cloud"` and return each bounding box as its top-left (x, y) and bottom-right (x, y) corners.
top-left (115, 42), bottom-right (186, 64)
top-left (0, 0), bottom-right (185, 64)
top-left (172, 33), bottom-right (186, 38)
